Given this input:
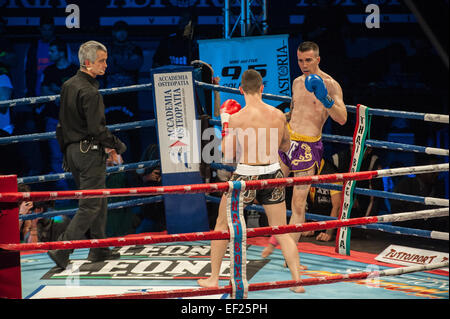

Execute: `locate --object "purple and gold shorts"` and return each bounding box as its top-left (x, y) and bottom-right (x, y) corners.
top-left (278, 124), bottom-right (323, 172)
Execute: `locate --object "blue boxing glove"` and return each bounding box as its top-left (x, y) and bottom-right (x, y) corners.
top-left (305, 74), bottom-right (334, 109)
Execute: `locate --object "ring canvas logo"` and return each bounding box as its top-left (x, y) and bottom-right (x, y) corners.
top-left (42, 244), bottom-right (269, 280)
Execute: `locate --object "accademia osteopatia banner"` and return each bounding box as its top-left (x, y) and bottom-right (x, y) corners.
top-left (153, 70), bottom-right (201, 174)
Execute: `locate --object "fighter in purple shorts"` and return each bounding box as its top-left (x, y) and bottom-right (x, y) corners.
top-left (262, 41), bottom-right (347, 267)
top-left (278, 124), bottom-right (324, 173)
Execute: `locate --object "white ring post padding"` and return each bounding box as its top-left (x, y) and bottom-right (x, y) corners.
top-left (377, 207), bottom-right (448, 223)
top-left (425, 147), bottom-right (450, 156)
top-left (424, 113), bottom-right (449, 123)
top-left (378, 261), bottom-right (449, 277)
top-left (424, 197), bottom-right (449, 206)
top-left (430, 231), bottom-right (450, 241)
top-left (376, 163), bottom-right (449, 178)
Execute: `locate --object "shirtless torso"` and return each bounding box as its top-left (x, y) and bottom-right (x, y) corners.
top-left (223, 99), bottom-right (290, 166)
top-left (289, 70), bottom-right (346, 137)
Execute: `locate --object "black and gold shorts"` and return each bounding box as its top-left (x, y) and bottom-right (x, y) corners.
top-left (229, 164), bottom-right (285, 205)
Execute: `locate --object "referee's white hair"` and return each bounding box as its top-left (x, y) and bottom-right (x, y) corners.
top-left (78, 40), bottom-right (107, 69)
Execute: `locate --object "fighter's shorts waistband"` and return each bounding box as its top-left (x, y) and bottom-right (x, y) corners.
top-left (235, 162), bottom-right (281, 176)
top-left (287, 124), bottom-right (321, 142)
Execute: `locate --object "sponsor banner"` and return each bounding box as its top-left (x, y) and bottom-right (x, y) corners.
top-left (376, 244), bottom-right (449, 271)
top-left (198, 35), bottom-right (291, 125)
top-left (42, 244), bottom-right (269, 280)
top-left (28, 285), bottom-right (226, 299)
top-left (152, 67), bottom-right (201, 174)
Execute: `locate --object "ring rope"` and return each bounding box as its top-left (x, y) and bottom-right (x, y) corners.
top-left (0, 83), bottom-right (153, 108)
top-left (313, 182), bottom-right (449, 207)
top-left (208, 119), bottom-right (449, 156)
top-left (1, 80), bottom-right (448, 124)
top-left (18, 160), bottom-right (159, 184)
top-left (2, 207), bottom-right (447, 252)
top-left (3, 120), bottom-right (447, 157)
top-left (195, 81), bottom-right (449, 124)
top-left (19, 195), bottom-right (163, 221)
top-left (16, 161), bottom-right (448, 208)
top-left (212, 161), bottom-right (449, 207)
top-left (52, 261), bottom-right (449, 299)
top-left (204, 195), bottom-right (449, 241)
top-left (0, 119), bottom-right (156, 145)
top-left (1, 77), bottom-right (447, 299)
top-left (1, 164), bottom-right (446, 203)
top-left (16, 193), bottom-right (449, 241)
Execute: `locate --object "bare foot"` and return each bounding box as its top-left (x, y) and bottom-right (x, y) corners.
top-left (197, 277), bottom-right (218, 288)
top-left (316, 232), bottom-right (332, 242)
top-left (290, 286), bottom-right (306, 293)
top-left (261, 244), bottom-right (275, 258)
top-left (302, 231), bottom-right (315, 237)
top-left (283, 262), bottom-right (308, 270)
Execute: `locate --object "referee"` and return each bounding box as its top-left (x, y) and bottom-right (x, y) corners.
top-left (49, 41), bottom-right (127, 269)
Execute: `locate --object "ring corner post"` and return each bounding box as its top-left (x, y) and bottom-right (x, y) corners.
top-left (0, 175), bottom-right (22, 299)
top-left (150, 66), bottom-right (210, 234)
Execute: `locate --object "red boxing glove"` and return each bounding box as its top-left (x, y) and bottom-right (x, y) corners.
top-left (220, 99), bottom-right (241, 136)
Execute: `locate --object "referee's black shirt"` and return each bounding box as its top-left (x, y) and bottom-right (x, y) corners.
top-left (59, 70), bottom-right (126, 153)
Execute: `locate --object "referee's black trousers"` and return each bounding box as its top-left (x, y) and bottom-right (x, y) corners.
top-left (58, 142), bottom-right (110, 258)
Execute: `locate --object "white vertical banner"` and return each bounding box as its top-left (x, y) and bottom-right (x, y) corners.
top-left (152, 69), bottom-right (201, 174)
top-left (151, 66), bottom-right (209, 234)
top-left (198, 35), bottom-right (291, 120)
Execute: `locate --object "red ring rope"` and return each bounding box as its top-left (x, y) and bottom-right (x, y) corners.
top-left (0, 215), bottom-right (380, 251)
top-left (54, 261), bottom-right (449, 299)
top-left (0, 170), bottom-right (378, 202)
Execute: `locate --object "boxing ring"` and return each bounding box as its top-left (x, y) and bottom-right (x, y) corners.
top-left (0, 75), bottom-right (449, 300)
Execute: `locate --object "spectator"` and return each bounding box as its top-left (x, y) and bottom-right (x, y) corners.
top-left (152, 10), bottom-right (198, 68)
top-left (104, 20), bottom-right (144, 163)
top-left (390, 155), bottom-right (447, 232)
top-left (17, 184), bottom-right (37, 243)
top-left (0, 17), bottom-right (20, 175)
top-left (36, 201), bottom-right (70, 243)
top-left (15, 16), bottom-right (58, 176)
top-left (332, 146), bottom-right (384, 217)
top-left (0, 16), bottom-right (16, 136)
top-left (25, 16), bottom-right (56, 98)
top-left (134, 144), bottom-right (166, 233)
top-left (306, 159), bottom-right (342, 242)
top-left (40, 40), bottom-right (78, 186)
top-left (105, 148), bottom-right (136, 237)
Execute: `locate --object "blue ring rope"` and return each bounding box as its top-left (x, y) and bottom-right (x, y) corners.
top-left (0, 119), bottom-right (156, 145)
top-left (1, 80), bottom-right (447, 123)
top-left (19, 195), bottom-right (163, 221)
top-left (18, 193), bottom-right (446, 241)
top-left (204, 195), bottom-right (446, 240)
top-left (210, 162), bottom-right (448, 207)
top-left (18, 160), bottom-right (160, 184)
top-left (0, 83), bottom-right (153, 108)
